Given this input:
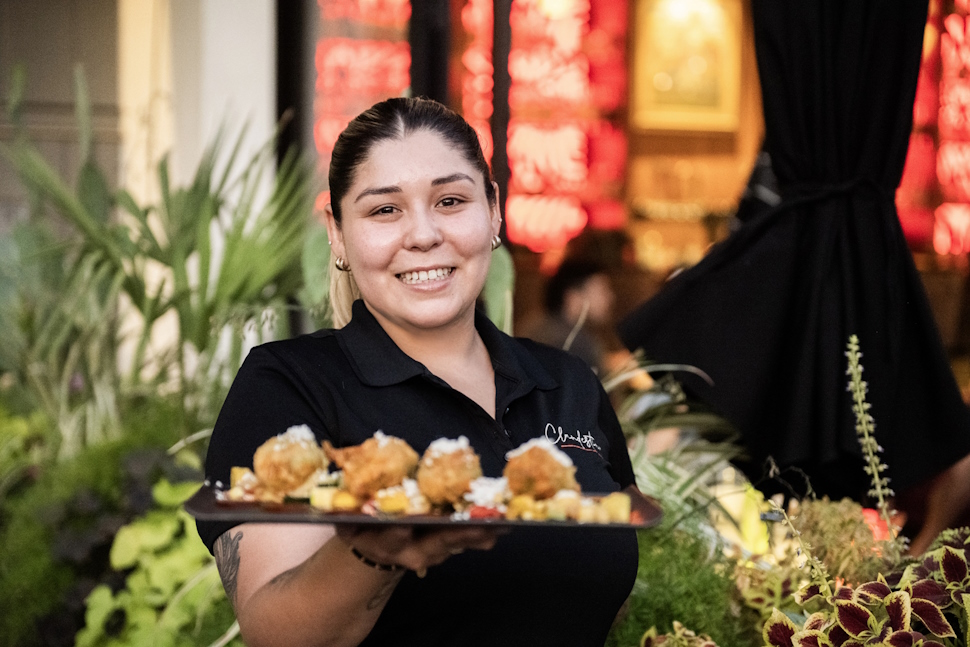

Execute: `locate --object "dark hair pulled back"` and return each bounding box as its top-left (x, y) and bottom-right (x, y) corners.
top-left (328, 97), bottom-right (496, 224)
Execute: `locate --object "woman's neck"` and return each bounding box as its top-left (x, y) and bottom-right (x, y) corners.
top-left (367, 305), bottom-right (496, 417)
top-left (366, 305), bottom-right (481, 371)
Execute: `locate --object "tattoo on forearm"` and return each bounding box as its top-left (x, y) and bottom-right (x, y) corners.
top-left (215, 530), bottom-right (243, 608)
top-left (366, 574), bottom-right (403, 610)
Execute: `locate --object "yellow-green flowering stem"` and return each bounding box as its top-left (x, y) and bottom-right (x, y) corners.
top-left (845, 335), bottom-right (895, 540)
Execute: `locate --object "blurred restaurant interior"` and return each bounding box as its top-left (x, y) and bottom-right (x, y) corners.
top-left (2, 0), bottom-right (970, 364)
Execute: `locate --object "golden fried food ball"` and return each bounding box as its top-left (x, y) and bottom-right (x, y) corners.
top-left (503, 437), bottom-right (579, 500)
top-left (416, 436), bottom-right (482, 506)
top-left (322, 431), bottom-right (419, 499)
top-left (252, 425), bottom-right (325, 494)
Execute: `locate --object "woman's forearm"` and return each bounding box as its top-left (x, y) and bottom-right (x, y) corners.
top-left (233, 534), bottom-right (403, 647)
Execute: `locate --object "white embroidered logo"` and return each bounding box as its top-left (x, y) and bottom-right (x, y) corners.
top-left (544, 423), bottom-right (603, 455)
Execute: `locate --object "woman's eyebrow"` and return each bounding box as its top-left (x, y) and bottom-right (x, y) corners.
top-left (431, 173), bottom-right (475, 187)
top-left (354, 173), bottom-right (474, 203)
top-left (354, 185), bottom-right (401, 203)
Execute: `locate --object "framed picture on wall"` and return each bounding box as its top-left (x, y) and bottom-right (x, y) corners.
top-left (630, 0), bottom-right (742, 133)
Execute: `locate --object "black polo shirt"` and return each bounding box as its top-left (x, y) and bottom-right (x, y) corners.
top-left (199, 300), bottom-right (638, 646)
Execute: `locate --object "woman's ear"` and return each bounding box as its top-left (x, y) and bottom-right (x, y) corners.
top-left (324, 203), bottom-right (347, 262)
top-left (490, 181), bottom-right (502, 236)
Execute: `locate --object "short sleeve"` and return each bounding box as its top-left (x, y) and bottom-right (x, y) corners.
top-left (196, 345), bottom-right (334, 552)
top-left (597, 381), bottom-right (636, 488)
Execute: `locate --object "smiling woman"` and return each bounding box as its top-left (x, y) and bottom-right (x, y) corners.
top-left (197, 98), bottom-right (651, 647)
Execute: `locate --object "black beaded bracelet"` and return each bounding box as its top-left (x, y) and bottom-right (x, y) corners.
top-left (350, 546), bottom-right (402, 572)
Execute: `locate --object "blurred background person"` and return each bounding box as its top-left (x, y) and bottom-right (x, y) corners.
top-left (520, 258), bottom-right (615, 373)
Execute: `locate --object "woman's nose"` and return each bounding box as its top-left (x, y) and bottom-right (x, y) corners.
top-left (406, 207), bottom-right (443, 250)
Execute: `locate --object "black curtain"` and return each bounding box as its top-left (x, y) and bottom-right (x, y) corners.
top-left (618, 0), bottom-right (970, 502)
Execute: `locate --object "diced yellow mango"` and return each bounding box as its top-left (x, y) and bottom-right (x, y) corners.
top-left (600, 492), bottom-right (632, 523)
top-left (310, 486), bottom-right (338, 511)
top-left (230, 467), bottom-right (254, 489)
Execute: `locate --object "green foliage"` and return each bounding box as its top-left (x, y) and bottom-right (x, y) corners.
top-left (299, 222), bottom-right (334, 329)
top-left (614, 366), bottom-right (744, 534)
top-left (0, 397), bottom-right (193, 647)
top-left (0, 405), bottom-right (51, 504)
top-left (790, 497), bottom-right (890, 586)
top-left (75, 480), bottom-right (241, 647)
top-left (607, 526), bottom-right (761, 647)
top-left (482, 243), bottom-right (515, 334)
top-left (0, 65), bottom-right (313, 440)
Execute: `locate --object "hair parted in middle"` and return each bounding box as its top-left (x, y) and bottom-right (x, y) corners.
top-left (328, 97), bottom-right (496, 225)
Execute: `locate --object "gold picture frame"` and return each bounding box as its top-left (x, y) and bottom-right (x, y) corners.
top-left (630, 0), bottom-right (743, 133)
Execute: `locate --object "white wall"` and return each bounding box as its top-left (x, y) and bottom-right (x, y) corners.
top-left (169, 0), bottom-right (276, 185)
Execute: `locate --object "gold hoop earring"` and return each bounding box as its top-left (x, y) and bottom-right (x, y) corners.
top-left (335, 256), bottom-right (351, 272)
top-left (490, 234), bottom-right (502, 251)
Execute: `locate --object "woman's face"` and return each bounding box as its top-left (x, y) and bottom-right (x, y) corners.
top-left (326, 128), bottom-right (501, 337)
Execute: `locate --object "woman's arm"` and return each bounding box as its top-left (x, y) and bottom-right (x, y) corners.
top-left (215, 522), bottom-right (499, 647)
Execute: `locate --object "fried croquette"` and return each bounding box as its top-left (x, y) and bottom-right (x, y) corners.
top-left (322, 431), bottom-right (419, 498)
top-left (252, 425), bottom-right (326, 494)
top-left (503, 437), bottom-right (579, 500)
top-left (416, 436), bottom-right (482, 506)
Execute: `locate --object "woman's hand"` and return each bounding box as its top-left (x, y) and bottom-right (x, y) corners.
top-left (336, 524), bottom-right (502, 575)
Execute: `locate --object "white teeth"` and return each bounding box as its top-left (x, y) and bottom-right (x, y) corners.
top-left (399, 268), bottom-right (453, 284)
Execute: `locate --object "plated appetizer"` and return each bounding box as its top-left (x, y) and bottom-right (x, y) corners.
top-left (217, 427), bottom-right (634, 525)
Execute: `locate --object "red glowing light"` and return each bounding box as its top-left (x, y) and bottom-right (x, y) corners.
top-left (898, 132), bottom-right (938, 195)
top-left (458, 0), bottom-right (494, 163)
top-left (942, 14), bottom-right (970, 76)
top-left (861, 509), bottom-right (891, 542)
top-left (505, 195), bottom-right (588, 252)
top-left (314, 1), bottom-right (411, 218)
top-left (502, 0), bottom-right (628, 251)
top-left (934, 202), bottom-right (970, 254)
top-left (314, 115), bottom-right (352, 157)
top-left (508, 48), bottom-right (590, 105)
top-left (938, 141), bottom-right (970, 201)
top-left (315, 38), bottom-right (411, 98)
top-left (940, 77), bottom-right (970, 139)
top-left (508, 121), bottom-right (588, 193)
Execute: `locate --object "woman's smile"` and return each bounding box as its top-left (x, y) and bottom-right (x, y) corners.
top-left (397, 267), bottom-right (455, 285)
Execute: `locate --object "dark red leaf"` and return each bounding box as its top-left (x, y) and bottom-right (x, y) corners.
top-left (949, 585), bottom-right (970, 607)
top-left (834, 601), bottom-right (874, 638)
top-left (829, 625), bottom-right (850, 647)
top-left (804, 613), bottom-right (828, 631)
top-left (793, 630), bottom-right (824, 647)
top-left (855, 581), bottom-right (892, 604)
top-left (764, 609), bottom-right (797, 647)
top-left (885, 631), bottom-right (917, 647)
top-left (909, 579), bottom-right (950, 608)
top-left (910, 598), bottom-right (956, 638)
top-left (796, 583), bottom-right (823, 605)
top-left (884, 591), bottom-right (912, 631)
top-left (940, 546), bottom-right (969, 585)
top-left (834, 586), bottom-right (855, 601)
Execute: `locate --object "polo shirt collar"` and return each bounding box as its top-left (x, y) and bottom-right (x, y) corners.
top-left (336, 299), bottom-right (557, 391)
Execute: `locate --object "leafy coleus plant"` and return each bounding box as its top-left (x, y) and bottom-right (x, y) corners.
top-left (762, 538), bottom-right (970, 647)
